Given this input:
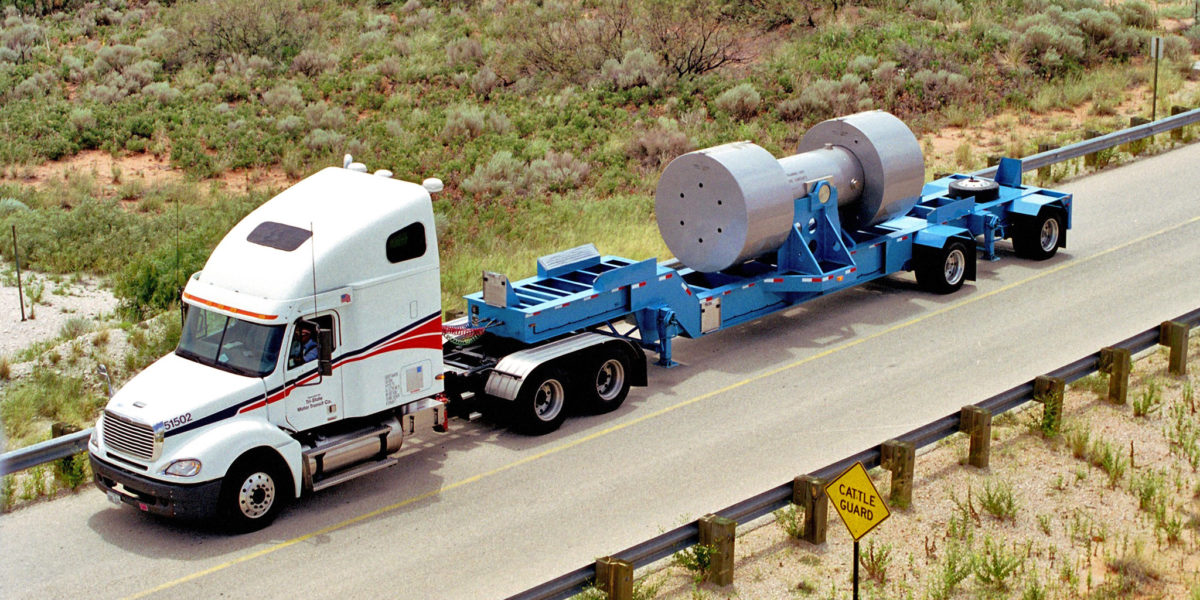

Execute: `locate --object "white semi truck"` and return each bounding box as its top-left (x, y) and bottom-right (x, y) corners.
top-left (90, 112), bottom-right (1071, 531)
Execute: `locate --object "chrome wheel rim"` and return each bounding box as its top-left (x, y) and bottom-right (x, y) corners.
top-left (594, 359), bottom-right (626, 402)
top-left (534, 379), bottom-right (565, 421)
top-left (1039, 218), bottom-right (1059, 252)
top-left (238, 472), bottom-right (275, 519)
top-left (944, 249), bottom-right (965, 286)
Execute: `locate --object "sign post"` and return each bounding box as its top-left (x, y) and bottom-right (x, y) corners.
top-left (1150, 37), bottom-right (1163, 120)
top-left (825, 462), bottom-right (891, 600)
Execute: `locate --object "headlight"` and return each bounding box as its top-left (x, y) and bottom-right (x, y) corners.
top-left (164, 459), bottom-right (202, 477)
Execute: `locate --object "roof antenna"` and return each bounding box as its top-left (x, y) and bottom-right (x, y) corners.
top-left (175, 190), bottom-right (183, 327)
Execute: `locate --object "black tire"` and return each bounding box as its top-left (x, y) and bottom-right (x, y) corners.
top-left (1012, 210), bottom-right (1063, 260)
top-left (219, 453), bottom-right (288, 533)
top-left (916, 240), bottom-right (971, 295)
top-left (580, 350), bottom-right (631, 415)
top-left (947, 178), bottom-right (1000, 202)
top-left (512, 368), bottom-right (570, 435)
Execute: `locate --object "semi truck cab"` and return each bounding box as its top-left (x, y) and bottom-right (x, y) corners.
top-left (91, 162), bottom-right (450, 531)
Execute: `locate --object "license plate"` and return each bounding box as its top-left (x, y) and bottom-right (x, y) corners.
top-left (107, 490), bottom-right (122, 506)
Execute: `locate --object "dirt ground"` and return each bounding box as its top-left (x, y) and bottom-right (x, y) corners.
top-left (645, 336), bottom-right (1200, 600)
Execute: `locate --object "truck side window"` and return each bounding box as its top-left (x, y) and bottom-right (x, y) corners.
top-left (288, 315), bottom-right (336, 370)
top-left (386, 222), bottom-right (426, 263)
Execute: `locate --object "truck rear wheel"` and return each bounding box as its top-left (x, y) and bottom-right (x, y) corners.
top-left (219, 453), bottom-right (288, 533)
top-left (1012, 210), bottom-right (1063, 260)
top-left (513, 368), bottom-right (570, 435)
top-left (916, 240), bottom-right (971, 295)
top-left (581, 351), bottom-right (631, 414)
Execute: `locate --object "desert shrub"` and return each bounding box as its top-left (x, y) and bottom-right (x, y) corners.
top-left (168, 0), bottom-right (314, 65)
top-left (10, 70), bottom-right (57, 99)
top-left (1117, 0), bottom-right (1155, 29)
top-left (0, 18), bottom-right (42, 63)
top-left (595, 48), bottom-right (668, 90)
top-left (442, 105), bottom-right (487, 140)
top-left (142, 81), bottom-right (179, 104)
top-left (912, 0), bottom-right (965, 22)
top-left (1162, 35), bottom-right (1190, 62)
top-left (847, 54), bottom-right (877, 76)
top-left (626, 119), bottom-right (691, 168)
top-left (470, 65), bottom-right (499, 97)
top-left (715, 82), bottom-right (761, 118)
top-left (501, 1), bottom-right (627, 81)
top-left (304, 102), bottom-right (346, 130)
top-left (90, 44), bottom-right (142, 78)
top-left (446, 37), bottom-right (483, 67)
top-left (462, 150), bottom-right (528, 199)
top-left (291, 48), bottom-right (336, 76)
top-left (303, 128), bottom-right (346, 151)
top-left (263, 83), bottom-right (303, 110)
top-left (911, 69), bottom-right (970, 109)
top-left (1018, 23), bottom-right (1085, 75)
top-left (529, 150), bottom-right (590, 193)
top-left (642, 0), bottom-right (746, 77)
top-left (790, 74), bottom-right (871, 119)
top-left (276, 114), bottom-right (306, 136)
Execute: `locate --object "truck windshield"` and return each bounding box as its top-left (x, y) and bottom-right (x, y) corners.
top-left (176, 307), bottom-right (285, 378)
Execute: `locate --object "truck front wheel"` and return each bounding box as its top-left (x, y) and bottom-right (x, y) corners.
top-left (513, 368), bottom-right (570, 435)
top-left (219, 452), bottom-right (289, 533)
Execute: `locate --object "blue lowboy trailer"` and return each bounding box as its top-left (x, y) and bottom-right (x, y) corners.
top-left (445, 112), bottom-right (1071, 434)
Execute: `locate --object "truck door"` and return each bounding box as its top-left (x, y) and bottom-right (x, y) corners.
top-left (283, 313), bottom-right (343, 431)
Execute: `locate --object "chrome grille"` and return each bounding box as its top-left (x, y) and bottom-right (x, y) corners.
top-left (102, 411), bottom-right (156, 460)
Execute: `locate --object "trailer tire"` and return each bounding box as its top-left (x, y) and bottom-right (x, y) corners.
top-left (916, 240), bottom-right (971, 295)
top-left (219, 451), bottom-right (289, 533)
top-left (512, 368), bottom-right (570, 435)
top-left (1012, 210), bottom-right (1063, 261)
top-left (581, 350), bottom-right (631, 414)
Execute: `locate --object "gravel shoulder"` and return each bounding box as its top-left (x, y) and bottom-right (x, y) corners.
top-left (645, 334), bottom-right (1200, 600)
top-left (0, 271), bottom-right (120, 360)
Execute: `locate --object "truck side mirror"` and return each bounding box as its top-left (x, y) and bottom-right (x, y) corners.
top-left (317, 327), bottom-right (333, 377)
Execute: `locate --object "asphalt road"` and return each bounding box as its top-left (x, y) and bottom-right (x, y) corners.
top-left (3, 142), bottom-right (1199, 600)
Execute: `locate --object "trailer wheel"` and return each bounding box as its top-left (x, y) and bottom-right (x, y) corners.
top-left (219, 452), bottom-right (288, 533)
top-left (581, 351), bottom-right (631, 414)
top-left (916, 240), bottom-right (971, 295)
top-left (513, 368), bottom-right (570, 435)
top-left (1012, 210), bottom-right (1063, 260)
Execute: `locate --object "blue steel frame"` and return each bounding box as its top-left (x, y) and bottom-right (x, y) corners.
top-left (465, 161), bottom-right (1071, 367)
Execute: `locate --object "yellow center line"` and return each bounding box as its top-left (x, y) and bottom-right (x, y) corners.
top-left (126, 214), bottom-right (1200, 599)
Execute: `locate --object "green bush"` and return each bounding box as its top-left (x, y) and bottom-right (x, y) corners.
top-left (167, 0), bottom-right (315, 66)
top-left (715, 83), bottom-right (761, 119)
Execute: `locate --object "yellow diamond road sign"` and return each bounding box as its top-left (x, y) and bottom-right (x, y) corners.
top-left (824, 462), bottom-right (890, 541)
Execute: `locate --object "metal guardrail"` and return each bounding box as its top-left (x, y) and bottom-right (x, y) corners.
top-left (0, 429), bottom-right (92, 476)
top-left (972, 107), bottom-right (1200, 177)
top-left (3, 108), bottom-right (1195, 480)
top-left (507, 305), bottom-right (1200, 600)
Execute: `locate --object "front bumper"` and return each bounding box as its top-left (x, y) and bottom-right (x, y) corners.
top-left (91, 453), bottom-right (222, 520)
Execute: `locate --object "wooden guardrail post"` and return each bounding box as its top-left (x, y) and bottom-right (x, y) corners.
top-left (793, 475), bottom-right (827, 545)
top-left (880, 440), bottom-right (914, 508)
top-left (959, 406), bottom-right (992, 468)
top-left (698, 514), bottom-right (735, 586)
top-left (1171, 106), bottom-right (1187, 140)
top-left (1160, 321), bottom-right (1190, 376)
top-left (1034, 375), bottom-right (1065, 433)
top-left (595, 557), bottom-right (632, 600)
top-left (1127, 117), bottom-right (1151, 154)
top-left (1036, 143), bottom-right (1057, 181)
top-left (1099, 347), bottom-right (1132, 404)
top-left (1083, 130), bottom-right (1102, 167)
